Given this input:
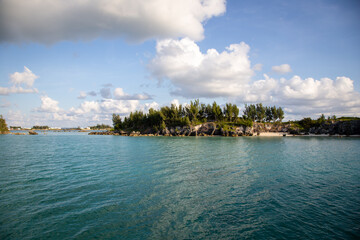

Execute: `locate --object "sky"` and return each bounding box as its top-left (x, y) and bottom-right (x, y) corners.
top-left (0, 0), bottom-right (359, 127)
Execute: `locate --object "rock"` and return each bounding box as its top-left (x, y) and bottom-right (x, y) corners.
top-left (28, 130), bottom-right (38, 135)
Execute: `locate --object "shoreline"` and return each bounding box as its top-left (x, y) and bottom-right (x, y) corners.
top-left (88, 131), bottom-right (360, 138)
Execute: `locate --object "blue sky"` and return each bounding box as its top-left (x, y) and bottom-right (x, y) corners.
top-left (1, 0), bottom-right (359, 127)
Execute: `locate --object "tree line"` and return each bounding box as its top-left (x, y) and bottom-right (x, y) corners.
top-left (90, 124), bottom-right (112, 130)
top-left (32, 126), bottom-right (49, 129)
top-left (0, 115), bottom-right (9, 134)
top-left (113, 100), bottom-right (285, 132)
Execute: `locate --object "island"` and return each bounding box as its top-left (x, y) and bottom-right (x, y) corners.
top-left (89, 100), bottom-right (360, 137)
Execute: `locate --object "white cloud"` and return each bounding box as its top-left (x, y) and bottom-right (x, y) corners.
top-left (171, 99), bottom-right (180, 107)
top-left (149, 38), bottom-right (254, 98)
top-left (114, 87), bottom-right (152, 100)
top-left (69, 99), bottom-right (140, 116)
top-left (0, 0), bottom-right (226, 44)
top-left (0, 67), bottom-right (39, 95)
top-left (149, 38), bottom-right (360, 117)
top-left (10, 66), bottom-right (38, 87)
top-left (272, 64), bottom-right (292, 74)
top-left (36, 96), bottom-right (61, 113)
top-left (239, 75), bottom-right (360, 117)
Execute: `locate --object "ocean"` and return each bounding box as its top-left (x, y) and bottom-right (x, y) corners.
top-left (1, 133), bottom-right (359, 239)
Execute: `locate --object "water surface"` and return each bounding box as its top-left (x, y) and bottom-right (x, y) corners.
top-left (1, 134), bottom-right (359, 239)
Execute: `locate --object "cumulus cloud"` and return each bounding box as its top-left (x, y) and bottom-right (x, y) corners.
top-left (149, 38), bottom-right (360, 117)
top-left (36, 96), bottom-right (61, 113)
top-left (0, 0), bottom-right (226, 44)
top-left (10, 66), bottom-right (38, 87)
top-left (113, 88), bottom-right (152, 100)
top-left (0, 66), bottom-right (39, 95)
top-left (149, 38), bottom-right (254, 98)
top-left (272, 64), bottom-right (292, 74)
top-left (237, 75), bottom-right (360, 117)
top-left (69, 99), bottom-right (141, 118)
top-left (277, 76), bottom-right (360, 115)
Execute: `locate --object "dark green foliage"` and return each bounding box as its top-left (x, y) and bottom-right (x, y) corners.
top-left (32, 126), bottom-right (49, 129)
top-left (277, 107), bottom-right (284, 122)
top-left (298, 117), bottom-right (314, 131)
top-left (337, 116), bottom-right (360, 121)
top-left (243, 104), bottom-right (257, 121)
top-left (224, 103), bottom-right (239, 122)
top-left (236, 118), bottom-right (253, 127)
top-left (112, 114), bottom-right (122, 131)
top-left (256, 103), bottom-right (266, 122)
top-left (90, 124), bottom-right (112, 130)
top-left (0, 115), bottom-right (9, 133)
top-left (265, 107), bottom-right (273, 122)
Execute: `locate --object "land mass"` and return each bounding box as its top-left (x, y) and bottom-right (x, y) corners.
top-left (89, 120), bottom-right (360, 137)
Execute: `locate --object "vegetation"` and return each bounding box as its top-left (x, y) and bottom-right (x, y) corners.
top-left (32, 126), bottom-right (49, 130)
top-left (112, 100), bottom-right (283, 132)
top-left (90, 124), bottom-right (112, 130)
top-left (0, 115), bottom-right (9, 134)
top-left (286, 114), bottom-right (360, 133)
top-left (243, 103), bottom-right (284, 122)
top-left (10, 126), bottom-right (21, 130)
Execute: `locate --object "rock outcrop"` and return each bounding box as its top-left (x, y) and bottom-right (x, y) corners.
top-left (309, 120), bottom-right (360, 135)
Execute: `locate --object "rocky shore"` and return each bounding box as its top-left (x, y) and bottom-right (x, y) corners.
top-left (89, 120), bottom-right (360, 137)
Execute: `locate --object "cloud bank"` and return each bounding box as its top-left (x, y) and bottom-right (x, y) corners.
top-left (149, 39), bottom-right (360, 117)
top-left (0, 0), bottom-right (226, 43)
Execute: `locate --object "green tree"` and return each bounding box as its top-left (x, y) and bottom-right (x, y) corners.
top-left (317, 114), bottom-right (326, 125)
top-left (112, 113), bottom-right (123, 131)
top-left (243, 104), bottom-right (256, 121)
top-left (224, 103), bottom-right (239, 122)
top-left (265, 107), bottom-right (273, 122)
top-left (271, 106), bottom-right (278, 122)
top-left (212, 101), bottom-right (223, 121)
top-left (186, 99), bottom-right (200, 122)
top-left (277, 107), bottom-right (284, 122)
top-left (256, 103), bottom-right (265, 122)
top-left (0, 115), bottom-right (9, 134)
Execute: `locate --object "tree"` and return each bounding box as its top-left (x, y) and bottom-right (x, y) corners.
top-left (186, 99), bottom-right (200, 122)
top-left (212, 101), bottom-right (223, 121)
top-left (256, 103), bottom-right (265, 122)
top-left (112, 113), bottom-right (122, 131)
top-left (317, 114), bottom-right (326, 125)
top-left (224, 103), bottom-right (239, 122)
top-left (0, 115), bottom-right (9, 134)
top-left (271, 106), bottom-right (278, 122)
top-left (265, 107), bottom-right (273, 122)
top-left (243, 104), bottom-right (256, 121)
top-left (277, 107), bottom-right (284, 122)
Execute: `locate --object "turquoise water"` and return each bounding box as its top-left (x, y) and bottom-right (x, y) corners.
top-left (1, 133), bottom-right (359, 239)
